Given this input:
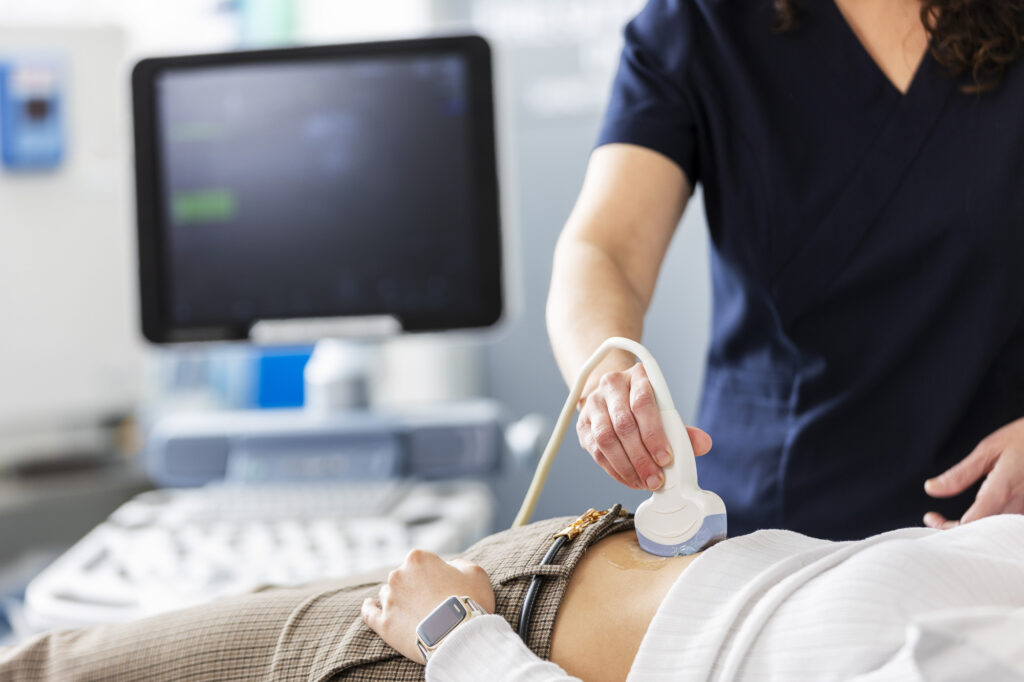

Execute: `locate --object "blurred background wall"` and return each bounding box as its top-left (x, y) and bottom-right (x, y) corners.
top-left (0, 0), bottom-right (711, 531)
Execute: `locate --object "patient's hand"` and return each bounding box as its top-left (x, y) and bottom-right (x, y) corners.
top-left (361, 549), bottom-right (495, 664)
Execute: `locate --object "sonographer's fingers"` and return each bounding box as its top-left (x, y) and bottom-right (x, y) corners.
top-left (591, 449), bottom-right (621, 484)
top-left (687, 426), bottom-right (713, 456)
top-left (575, 364), bottom-right (715, 491)
top-left (578, 413), bottom-right (629, 487)
top-left (627, 366), bottom-right (673, 468)
top-left (602, 372), bottom-right (663, 491)
top-left (577, 406), bottom-right (619, 485)
top-left (581, 393), bottom-right (644, 489)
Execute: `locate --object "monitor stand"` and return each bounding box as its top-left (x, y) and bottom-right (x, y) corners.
top-left (249, 315), bottom-right (401, 345)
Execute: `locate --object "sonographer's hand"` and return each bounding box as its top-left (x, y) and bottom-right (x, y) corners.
top-left (923, 415), bottom-right (1024, 528)
top-left (577, 362), bottom-right (712, 491)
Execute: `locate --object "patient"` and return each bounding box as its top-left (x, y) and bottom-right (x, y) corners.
top-left (2, 506), bottom-right (1023, 681)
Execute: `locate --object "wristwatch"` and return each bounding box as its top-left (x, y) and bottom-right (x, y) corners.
top-left (416, 595), bottom-right (487, 662)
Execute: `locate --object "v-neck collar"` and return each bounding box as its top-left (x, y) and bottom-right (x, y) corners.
top-left (811, 0), bottom-right (941, 106)
top-left (824, 0), bottom-right (932, 98)
top-left (770, 2), bottom-right (961, 326)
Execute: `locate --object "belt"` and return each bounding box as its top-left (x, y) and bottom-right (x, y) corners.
top-left (517, 506), bottom-right (630, 641)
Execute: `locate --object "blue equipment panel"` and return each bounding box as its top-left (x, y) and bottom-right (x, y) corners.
top-left (0, 58), bottom-right (65, 170)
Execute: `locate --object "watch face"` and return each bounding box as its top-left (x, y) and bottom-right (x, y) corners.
top-left (418, 597), bottom-right (468, 647)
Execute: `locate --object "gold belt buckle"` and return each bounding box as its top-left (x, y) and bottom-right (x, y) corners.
top-left (554, 507), bottom-right (627, 541)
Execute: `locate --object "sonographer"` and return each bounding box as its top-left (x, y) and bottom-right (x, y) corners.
top-left (547, 0), bottom-right (1024, 539)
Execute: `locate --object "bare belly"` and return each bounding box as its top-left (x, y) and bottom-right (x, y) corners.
top-left (548, 531), bottom-right (700, 682)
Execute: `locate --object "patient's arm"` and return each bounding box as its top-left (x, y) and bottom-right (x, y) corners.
top-left (361, 550), bottom-right (496, 663)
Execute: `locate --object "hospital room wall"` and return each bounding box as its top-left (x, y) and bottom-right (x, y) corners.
top-left (0, 25), bottom-right (145, 460)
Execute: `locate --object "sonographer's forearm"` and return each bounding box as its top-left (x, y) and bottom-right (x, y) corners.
top-left (546, 145), bottom-right (691, 394)
top-left (546, 234), bottom-right (644, 394)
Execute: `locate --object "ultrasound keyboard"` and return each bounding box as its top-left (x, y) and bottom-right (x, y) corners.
top-left (24, 481), bottom-right (493, 631)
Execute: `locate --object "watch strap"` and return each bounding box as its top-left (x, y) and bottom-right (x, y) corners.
top-left (416, 595), bottom-right (486, 662)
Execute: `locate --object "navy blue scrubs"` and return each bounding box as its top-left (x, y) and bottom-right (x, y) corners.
top-left (597, 0), bottom-right (1024, 539)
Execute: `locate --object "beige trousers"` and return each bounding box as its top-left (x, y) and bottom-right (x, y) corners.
top-left (0, 506), bottom-right (634, 681)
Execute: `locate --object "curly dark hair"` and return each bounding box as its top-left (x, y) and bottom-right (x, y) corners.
top-left (772, 0), bottom-right (1024, 93)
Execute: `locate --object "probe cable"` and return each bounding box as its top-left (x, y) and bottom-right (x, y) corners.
top-left (516, 534), bottom-right (567, 640)
top-left (512, 337), bottom-right (673, 527)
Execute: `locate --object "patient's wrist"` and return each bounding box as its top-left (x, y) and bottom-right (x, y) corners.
top-left (425, 615), bottom-right (513, 679)
top-left (416, 595), bottom-right (488, 662)
top-left (426, 615), bottom-right (576, 682)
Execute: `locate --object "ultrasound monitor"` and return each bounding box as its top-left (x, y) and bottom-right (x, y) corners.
top-left (132, 36), bottom-right (501, 343)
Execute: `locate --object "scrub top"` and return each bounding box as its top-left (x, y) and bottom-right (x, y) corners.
top-left (597, 0), bottom-right (1024, 539)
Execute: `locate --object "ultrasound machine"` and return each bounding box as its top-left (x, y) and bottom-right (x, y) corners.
top-left (24, 35), bottom-right (512, 630)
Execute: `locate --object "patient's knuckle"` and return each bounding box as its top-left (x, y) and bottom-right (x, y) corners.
top-left (406, 548), bottom-right (426, 563)
top-left (387, 569), bottom-right (402, 584)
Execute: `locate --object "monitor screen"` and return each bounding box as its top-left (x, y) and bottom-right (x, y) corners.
top-left (133, 36), bottom-right (501, 342)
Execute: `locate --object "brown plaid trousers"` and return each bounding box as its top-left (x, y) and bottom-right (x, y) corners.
top-left (0, 506), bottom-right (634, 681)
